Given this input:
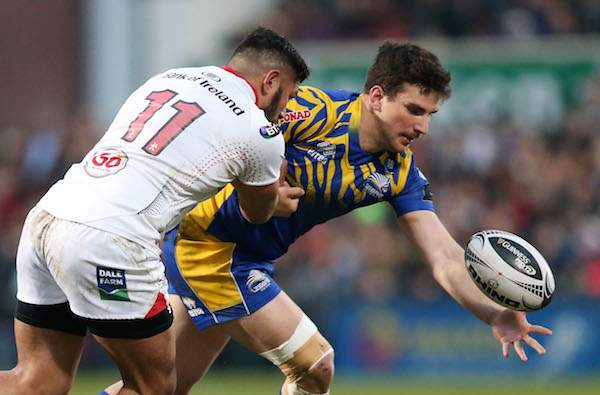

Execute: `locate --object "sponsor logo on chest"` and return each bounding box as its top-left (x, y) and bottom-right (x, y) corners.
top-left (280, 110), bottom-right (311, 124)
top-left (307, 141), bottom-right (336, 163)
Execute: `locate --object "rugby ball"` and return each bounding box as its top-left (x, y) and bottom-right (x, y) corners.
top-left (464, 230), bottom-right (555, 311)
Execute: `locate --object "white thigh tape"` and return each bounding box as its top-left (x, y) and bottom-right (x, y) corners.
top-left (260, 314), bottom-right (318, 365)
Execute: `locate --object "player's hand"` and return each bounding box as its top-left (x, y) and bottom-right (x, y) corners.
top-left (279, 158), bottom-right (288, 185)
top-left (490, 309), bottom-right (552, 362)
top-left (274, 181), bottom-right (304, 217)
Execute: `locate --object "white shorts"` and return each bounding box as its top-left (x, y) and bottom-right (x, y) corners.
top-left (16, 206), bottom-right (169, 321)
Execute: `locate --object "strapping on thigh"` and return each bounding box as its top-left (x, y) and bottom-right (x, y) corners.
top-left (260, 315), bottom-right (333, 383)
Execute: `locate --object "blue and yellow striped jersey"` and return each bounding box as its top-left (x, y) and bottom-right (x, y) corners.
top-left (178, 86), bottom-right (434, 260)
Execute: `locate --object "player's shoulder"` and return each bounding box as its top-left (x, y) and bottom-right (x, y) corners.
top-left (290, 85), bottom-right (357, 109)
top-left (281, 85), bottom-right (359, 142)
top-left (396, 147), bottom-right (430, 188)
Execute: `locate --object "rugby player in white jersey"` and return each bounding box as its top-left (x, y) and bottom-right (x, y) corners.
top-left (0, 27), bottom-right (309, 395)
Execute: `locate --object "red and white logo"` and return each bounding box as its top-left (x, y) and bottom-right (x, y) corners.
top-left (279, 110), bottom-right (311, 124)
top-left (84, 148), bottom-right (128, 178)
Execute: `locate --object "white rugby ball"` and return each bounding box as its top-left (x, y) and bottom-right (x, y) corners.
top-left (464, 230), bottom-right (555, 311)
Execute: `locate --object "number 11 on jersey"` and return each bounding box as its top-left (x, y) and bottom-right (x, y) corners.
top-left (122, 89), bottom-right (205, 156)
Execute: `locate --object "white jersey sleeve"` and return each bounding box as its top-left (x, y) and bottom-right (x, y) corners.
top-left (37, 66), bottom-right (283, 249)
top-left (231, 118), bottom-right (284, 186)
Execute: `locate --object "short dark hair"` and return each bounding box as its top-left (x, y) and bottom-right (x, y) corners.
top-left (232, 27), bottom-right (310, 83)
top-left (364, 42), bottom-right (451, 99)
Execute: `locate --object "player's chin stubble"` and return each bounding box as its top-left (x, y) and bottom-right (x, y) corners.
top-left (264, 87), bottom-right (284, 123)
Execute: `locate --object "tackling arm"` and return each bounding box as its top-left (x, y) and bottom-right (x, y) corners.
top-left (233, 180), bottom-right (280, 224)
top-left (398, 210), bottom-right (552, 361)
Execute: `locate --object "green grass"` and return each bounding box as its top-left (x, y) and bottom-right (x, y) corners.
top-left (72, 370), bottom-right (600, 395)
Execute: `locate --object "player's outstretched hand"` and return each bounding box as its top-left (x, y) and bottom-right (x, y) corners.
top-left (274, 181), bottom-right (304, 217)
top-left (490, 309), bottom-right (552, 362)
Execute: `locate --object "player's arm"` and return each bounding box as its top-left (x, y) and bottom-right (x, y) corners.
top-left (398, 210), bottom-right (503, 323)
top-left (232, 178), bottom-right (280, 224)
top-left (397, 210), bottom-right (552, 361)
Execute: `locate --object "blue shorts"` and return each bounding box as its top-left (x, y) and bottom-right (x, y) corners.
top-left (163, 228), bottom-right (282, 329)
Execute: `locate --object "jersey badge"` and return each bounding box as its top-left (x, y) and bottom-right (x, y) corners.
top-left (246, 269), bottom-right (271, 293)
top-left (423, 183), bottom-right (433, 201)
top-left (97, 266), bottom-right (130, 301)
top-left (385, 158), bottom-right (396, 172)
top-left (365, 172), bottom-right (391, 200)
top-left (259, 124), bottom-right (281, 139)
top-left (84, 148), bottom-right (128, 178)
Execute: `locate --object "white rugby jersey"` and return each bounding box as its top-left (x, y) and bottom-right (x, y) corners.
top-left (38, 66), bottom-right (283, 250)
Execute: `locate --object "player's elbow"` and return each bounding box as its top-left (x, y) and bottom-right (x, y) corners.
top-left (234, 181), bottom-right (279, 224)
top-left (430, 246), bottom-right (465, 287)
top-left (242, 210), bottom-right (273, 224)
top-left (239, 203), bottom-right (277, 224)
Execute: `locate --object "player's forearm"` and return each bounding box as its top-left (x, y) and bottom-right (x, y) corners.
top-left (233, 180), bottom-right (280, 224)
top-left (239, 194), bottom-right (279, 224)
top-left (432, 246), bottom-right (504, 325)
top-left (398, 211), bottom-right (505, 325)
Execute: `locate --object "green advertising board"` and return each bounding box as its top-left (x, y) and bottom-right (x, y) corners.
top-left (302, 38), bottom-right (599, 130)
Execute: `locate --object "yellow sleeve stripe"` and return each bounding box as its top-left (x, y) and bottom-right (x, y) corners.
top-left (392, 150), bottom-right (412, 191)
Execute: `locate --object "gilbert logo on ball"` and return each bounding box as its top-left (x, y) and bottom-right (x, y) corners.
top-left (465, 230), bottom-right (555, 311)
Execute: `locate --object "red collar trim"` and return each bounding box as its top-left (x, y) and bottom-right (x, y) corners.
top-left (221, 65), bottom-right (259, 106)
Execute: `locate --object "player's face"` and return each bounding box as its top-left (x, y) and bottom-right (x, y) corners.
top-left (374, 84), bottom-right (440, 152)
top-left (263, 74), bottom-right (299, 123)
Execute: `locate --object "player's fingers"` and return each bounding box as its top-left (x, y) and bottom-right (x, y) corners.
top-left (287, 187), bottom-right (305, 198)
top-left (513, 340), bottom-right (528, 362)
top-left (523, 335), bottom-right (546, 355)
top-left (529, 325), bottom-right (553, 336)
top-left (502, 342), bottom-right (510, 358)
top-left (279, 159), bottom-right (288, 184)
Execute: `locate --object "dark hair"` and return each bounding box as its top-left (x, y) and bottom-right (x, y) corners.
top-left (232, 27), bottom-right (310, 82)
top-left (363, 42), bottom-right (451, 99)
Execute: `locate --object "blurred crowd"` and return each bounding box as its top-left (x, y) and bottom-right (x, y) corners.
top-left (0, 112), bottom-right (99, 315)
top-left (260, 0), bottom-right (600, 40)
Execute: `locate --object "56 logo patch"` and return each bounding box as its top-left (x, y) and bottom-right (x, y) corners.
top-left (84, 148), bottom-right (128, 178)
top-left (97, 266), bottom-right (130, 301)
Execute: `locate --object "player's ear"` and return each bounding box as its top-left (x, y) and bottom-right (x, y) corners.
top-left (260, 69), bottom-right (281, 96)
top-left (368, 85), bottom-right (385, 112)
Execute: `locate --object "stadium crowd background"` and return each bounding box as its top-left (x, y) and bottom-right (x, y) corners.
top-left (260, 0), bottom-right (600, 39)
top-left (1, 0), bottom-right (599, 375)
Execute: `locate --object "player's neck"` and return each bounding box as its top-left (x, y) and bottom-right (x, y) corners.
top-left (358, 94), bottom-right (386, 153)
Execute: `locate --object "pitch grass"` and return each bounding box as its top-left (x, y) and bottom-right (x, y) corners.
top-left (72, 369), bottom-right (600, 395)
